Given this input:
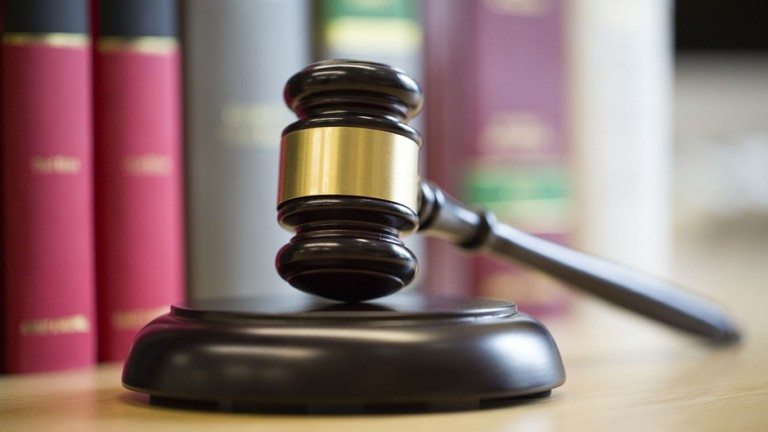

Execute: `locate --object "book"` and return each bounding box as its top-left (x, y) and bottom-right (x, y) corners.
top-left (182, 0), bottom-right (311, 300)
top-left (313, 0), bottom-right (423, 78)
top-left (423, 0), bottom-right (474, 296)
top-left (424, 0), bottom-right (572, 311)
top-left (423, 0), bottom-right (673, 305)
top-left (93, 0), bottom-right (185, 362)
top-left (313, 0), bottom-right (427, 288)
top-left (567, 0), bottom-right (672, 278)
top-left (1, 0), bottom-right (96, 373)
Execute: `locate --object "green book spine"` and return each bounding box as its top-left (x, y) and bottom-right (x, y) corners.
top-left (314, 0), bottom-right (422, 74)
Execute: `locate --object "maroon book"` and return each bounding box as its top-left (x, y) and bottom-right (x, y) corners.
top-left (93, 0), bottom-right (184, 362)
top-left (424, 0), bottom-right (572, 312)
top-left (423, 0), bottom-right (475, 296)
top-left (1, 0), bottom-right (96, 373)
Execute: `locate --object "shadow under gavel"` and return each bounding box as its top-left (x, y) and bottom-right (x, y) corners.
top-left (275, 59), bottom-right (740, 344)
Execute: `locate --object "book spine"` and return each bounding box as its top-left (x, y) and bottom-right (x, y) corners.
top-left (183, 0), bottom-right (311, 300)
top-left (1, 0), bottom-right (96, 373)
top-left (313, 0), bottom-right (428, 288)
top-left (567, 0), bottom-right (672, 277)
top-left (423, 0), bottom-right (475, 296)
top-left (93, 0), bottom-right (184, 362)
top-left (313, 0), bottom-right (423, 76)
top-left (464, 0), bottom-right (572, 311)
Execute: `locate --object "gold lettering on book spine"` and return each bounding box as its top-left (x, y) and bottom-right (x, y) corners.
top-left (30, 155), bottom-right (82, 174)
top-left (219, 102), bottom-right (288, 148)
top-left (2, 32), bottom-right (88, 48)
top-left (112, 306), bottom-right (169, 331)
top-left (20, 314), bottom-right (91, 336)
top-left (480, 111), bottom-right (553, 152)
top-left (123, 154), bottom-right (173, 176)
top-left (96, 36), bottom-right (178, 55)
top-left (483, 0), bottom-right (551, 15)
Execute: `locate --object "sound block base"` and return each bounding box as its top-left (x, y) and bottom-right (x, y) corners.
top-left (122, 294), bottom-right (565, 412)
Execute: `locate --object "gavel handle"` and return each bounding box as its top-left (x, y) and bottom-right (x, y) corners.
top-left (417, 181), bottom-right (740, 343)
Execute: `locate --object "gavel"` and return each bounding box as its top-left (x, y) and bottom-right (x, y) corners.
top-left (275, 60), bottom-right (739, 343)
top-left (120, 60), bottom-right (740, 409)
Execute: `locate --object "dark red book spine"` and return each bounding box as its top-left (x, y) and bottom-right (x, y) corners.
top-left (466, 1), bottom-right (572, 313)
top-left (423, 0), bottom-right (476, 296)
top-left (424, 0), bottom-right (572, 312)
top-left (93, 0), bottom-right (184, 362)
top-left (1, 0), bottom-right (96, 373)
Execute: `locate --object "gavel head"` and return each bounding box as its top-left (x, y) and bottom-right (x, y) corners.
top-left (276, 60), bottom-right (424, 302)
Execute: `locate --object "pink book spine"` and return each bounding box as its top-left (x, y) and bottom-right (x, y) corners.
top-left (2, 2), bottom-right (97, 373)
top-left (93, 1), bottom-right (184, 362)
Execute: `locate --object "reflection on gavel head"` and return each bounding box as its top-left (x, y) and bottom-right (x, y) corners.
top-left (276, 60), bottom-right (424, 302)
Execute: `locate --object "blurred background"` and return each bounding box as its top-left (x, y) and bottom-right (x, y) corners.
top-left (670, 0), bottom-right (768, 341)
top-left (5, 0), bottom-right (767, 373)
top-left (673, 0), bottom-right (768, 270)
top-left (184, 0), bottom-right (768, 310)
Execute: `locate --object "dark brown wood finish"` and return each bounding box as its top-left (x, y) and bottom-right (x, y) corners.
top-left (277, 60), bottom-right (423, 301)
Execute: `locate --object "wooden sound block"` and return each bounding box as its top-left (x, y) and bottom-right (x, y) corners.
top-left (122, 293), bottom-right (565, 412)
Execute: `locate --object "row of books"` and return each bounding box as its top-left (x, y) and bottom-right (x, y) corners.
top-left (1, 0), bottom-right (184, 373)
top-left (423, 0), bottom-right (673, 310)
top-left (1, 0), bottom-right (673, 373)
top-left (0, 0), bottom-right (421, 374)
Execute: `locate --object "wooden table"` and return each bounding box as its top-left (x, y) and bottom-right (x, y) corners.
top-left (2, 226), bottom-right (766, 431)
